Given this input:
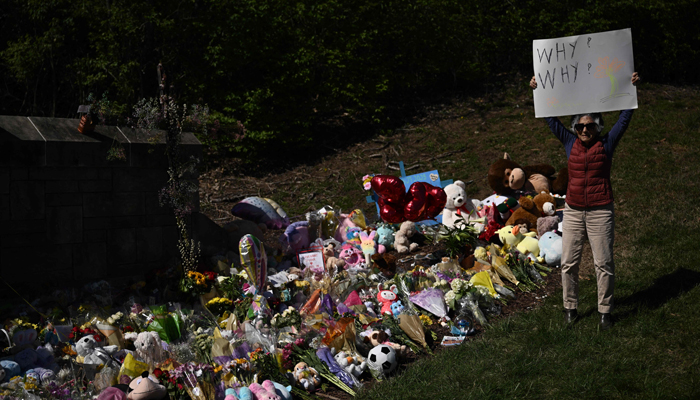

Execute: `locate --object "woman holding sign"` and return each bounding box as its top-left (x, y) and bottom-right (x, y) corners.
top-left (530, 72), bottom-right (639, 330)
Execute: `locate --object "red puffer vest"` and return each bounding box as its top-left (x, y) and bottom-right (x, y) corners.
top-left (567, 139), bottom-right (613, 207)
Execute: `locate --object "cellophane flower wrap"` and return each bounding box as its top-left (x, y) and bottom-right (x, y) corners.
top-left (444, 277), bottom-right (471, 310)
top-left (146, 304), bottom-right (183, 343)
top-left (410, 287), bottom-right (447, 318)
top-left (316, 346), bottom-right (360, 389)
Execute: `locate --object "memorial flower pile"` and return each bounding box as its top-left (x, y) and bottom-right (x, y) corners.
top-left (0, 179), bottom-right (561, 400)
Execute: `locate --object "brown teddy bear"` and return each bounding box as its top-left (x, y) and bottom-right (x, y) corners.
top-left (505, 196), bottom-right (541, 228)
top-left (394, 221), bottom-right (419, 254)
top-left (532, 191), bottom-right (556, 216)
top-left (533, 191), bottom-right (560, 238)
top-left (323, 242), bottom-right (346, 272)
top-left (487, 153), bottom-right (568, 196)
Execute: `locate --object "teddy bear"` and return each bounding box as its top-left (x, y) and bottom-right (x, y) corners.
top-left (375, 223), bottom-right (395, 253)
top-left (394, 221), bottom-right (419, 254)
top-left (0, 360), bottom-right (20, 382)
top-left (390, 301), bottom-right (405, 317)
top-left (538, 231), bottom-right (563, 266)
top-left (74, 335), bottom-right (119, 366)
top-left (332, 349), bottom-right (367, 378)
top-left (441, 180), bottom-right (480, 228)
top-left (488, 153), bottom-right (568, 196)
top-left (505, 196), bottom-right (541, 228)
top-left (323, 242), bottom-right (346, 272)
top-left (293, 362), bottom-right (321, 391)
top-left (124, 332), bottom-right (165, 367)
top-left (532, 191), bottom-right (560, 237)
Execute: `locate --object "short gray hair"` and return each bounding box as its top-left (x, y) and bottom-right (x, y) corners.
top-left (570, 113), bottom-right (604, 132)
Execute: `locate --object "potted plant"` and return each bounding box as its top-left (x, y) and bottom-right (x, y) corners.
top-left (77, 105), bottom-right (96, 134)
top-left (77, 92), bottom-right (117, 134)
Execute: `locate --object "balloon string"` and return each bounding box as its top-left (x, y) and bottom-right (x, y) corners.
top-left (1, 275), bottom-right (49, 319)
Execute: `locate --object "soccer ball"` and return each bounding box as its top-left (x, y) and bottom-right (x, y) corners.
top-left (367, 344), bottom-right (397, 375)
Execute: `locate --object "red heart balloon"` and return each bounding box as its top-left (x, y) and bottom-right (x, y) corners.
top-left (404, 182), bottom-right (428, 221)
top-left (371, 175), bottom-right (406, 204)
top-left (378, 198), bottom-right (406, 223)
top-left (424, 186), bottom-right (447, 219)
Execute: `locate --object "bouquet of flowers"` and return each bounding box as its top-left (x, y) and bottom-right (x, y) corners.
top-left (169, 362), bottom-right (217, 400)
top-left (233, 296), bottom-right (254, 323)
top-left (206, 297), bottom-right (233, 317)
top-left (271, 307), bottom-right (301, 330)
top-left (153, 367), bottom-right (190, 400)
top-left (179, 271), bottom-right (215, 297)
top-left (443, 278), bottom-right (472, 310)
top-left (145, 304), bottom-right (184, 343)
top-left (505, 253), bottom-right (539, 292)
top-left (457, 292), bottom-right (489, 326)
top-left (90, 311), bottom-right (126, 348)
top-left (410, 287), bottom-right (447, 319)
top-left (68, 326), bottom-right (104, 343)
top-left (217, 275), bottom-right (246, 300)
top-left (401, 268), bottom-right (435, 292)
top-left (291, 345), bottom-right (356, 396)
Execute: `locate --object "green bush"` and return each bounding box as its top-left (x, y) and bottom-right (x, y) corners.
top-left (1, 0), bottom-right (698, 161)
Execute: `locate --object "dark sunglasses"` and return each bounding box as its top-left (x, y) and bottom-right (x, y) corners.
top-left (574, 123), bottom-right (597, 132)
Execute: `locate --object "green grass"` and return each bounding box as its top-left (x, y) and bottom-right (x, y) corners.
top-left (357, 84), bottom-right (700, 400)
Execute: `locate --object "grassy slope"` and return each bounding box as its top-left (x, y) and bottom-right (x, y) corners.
top-left (354, 84), bottom-right (700, 399)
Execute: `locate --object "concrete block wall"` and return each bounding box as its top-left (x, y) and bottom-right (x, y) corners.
top-left (0, 116), bottom-right (201, 293)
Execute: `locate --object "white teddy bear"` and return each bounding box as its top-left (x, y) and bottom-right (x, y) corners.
top-left (441, 180), bottom-right (481, 229)
top-left (125, 331), bottom-right (166, 367)
top-left (74, 335), bottom-right (118, 366)
top-left (332, 349), bottom-right (367, 378)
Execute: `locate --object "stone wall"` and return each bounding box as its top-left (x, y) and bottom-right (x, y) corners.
top-left (0, 116), bottom-right (201, 294)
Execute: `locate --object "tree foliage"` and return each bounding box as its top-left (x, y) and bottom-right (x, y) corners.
top-left (1, 0), bottom-right (698, 160)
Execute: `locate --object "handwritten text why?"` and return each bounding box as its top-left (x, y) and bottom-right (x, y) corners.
top-left (535, 39), bottom-right (582, 89)
top-left (531, 29), bottom-right (637, 118)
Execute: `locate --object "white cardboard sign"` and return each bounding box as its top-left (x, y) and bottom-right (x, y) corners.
top-left (532, 28), bottom-right (637, 118)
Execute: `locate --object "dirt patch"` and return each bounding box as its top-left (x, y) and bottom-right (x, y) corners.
top-left (197, 81), bottom-right (567, 224)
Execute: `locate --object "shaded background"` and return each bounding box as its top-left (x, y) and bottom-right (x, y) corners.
top-left (1, 0), bottom-right (698, 164)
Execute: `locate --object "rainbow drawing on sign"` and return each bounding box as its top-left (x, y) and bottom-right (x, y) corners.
top-left (594, 56), bottom-right (625, 97)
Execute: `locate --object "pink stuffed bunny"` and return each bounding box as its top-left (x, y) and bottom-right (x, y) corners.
top-left (248, 381), bottom-right (281, 400)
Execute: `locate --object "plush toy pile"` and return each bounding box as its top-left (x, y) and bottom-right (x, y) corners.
top-left (0, 161), bottom-right (564, 400)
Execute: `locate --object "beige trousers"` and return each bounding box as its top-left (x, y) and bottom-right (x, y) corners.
top-left (561, 202), bottom-right (615, 313)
